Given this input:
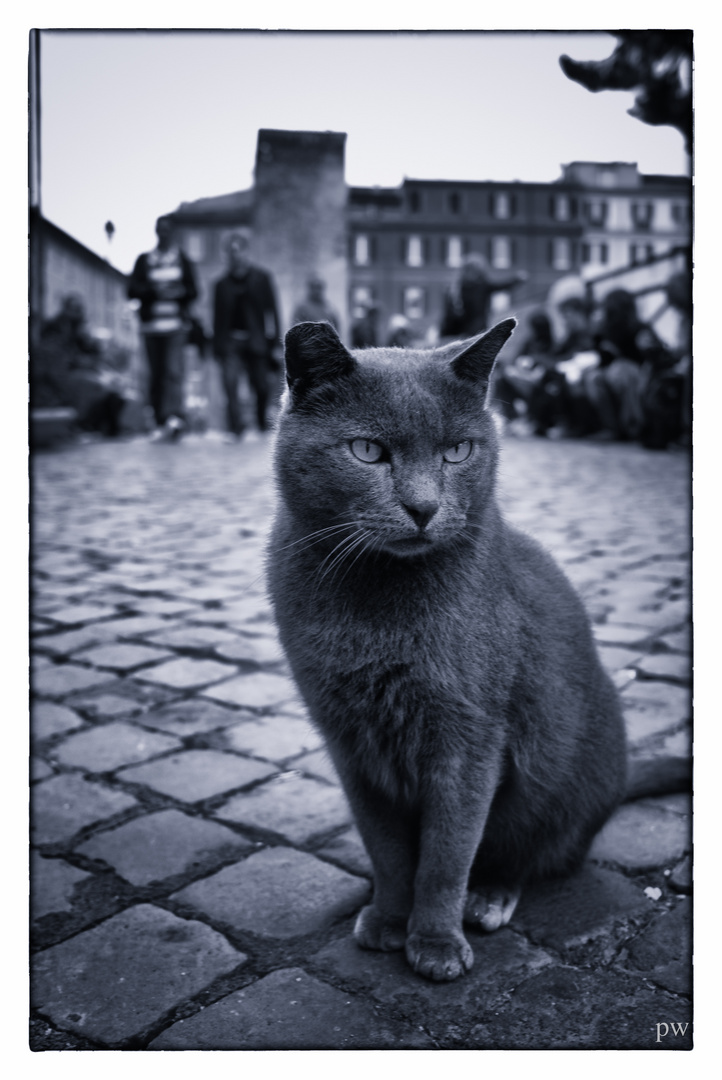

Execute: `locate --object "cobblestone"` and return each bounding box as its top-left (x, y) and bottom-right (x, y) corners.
top-left (29, 432), bottom-right (692, 1050)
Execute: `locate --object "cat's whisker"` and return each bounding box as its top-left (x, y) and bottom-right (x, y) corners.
top-left (277, 521), bottom-right (360, 554)
top-left (323, 530), bottom-right (375, 588)
top-left (315, 529), bottom-right (368, 584)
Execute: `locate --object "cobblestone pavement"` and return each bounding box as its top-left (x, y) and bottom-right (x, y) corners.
top-left (29, 430), bottom-right (692, 1051)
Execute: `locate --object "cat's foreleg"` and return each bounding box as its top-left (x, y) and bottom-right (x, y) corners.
top-left (405, 767), bottom-right (500, 982)
top-left (329, 764), bottom-right (415, 952)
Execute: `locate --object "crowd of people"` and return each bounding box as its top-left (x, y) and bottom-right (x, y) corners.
top-left (31, 224), bottom-right (690, 453)
top-left (490, 276), bottom-right (691, 450)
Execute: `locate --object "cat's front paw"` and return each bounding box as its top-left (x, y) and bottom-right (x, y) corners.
top-left (354, 904), bottom-right (407, 952)
top-left (463, 886), bottom-right (521, 932)
top-left (405, 930), bottom-right (474, 982)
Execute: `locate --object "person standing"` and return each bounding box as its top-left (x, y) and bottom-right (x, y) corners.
top-left (291, 274), bottom-right (340, 331)
top-left (128, 216), bottom-right (198, 440)
top-left (440, 253), bottom-right (527, 340)
top-left (212, 231), bottom-right (281, 437)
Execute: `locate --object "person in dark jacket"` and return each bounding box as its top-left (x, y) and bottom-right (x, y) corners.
top-left (213, 231), bottom-right (281, 436)
top-left (440, 253), bottom-right (528, 339)
top-left (128, 216), bottom-right (198, 439)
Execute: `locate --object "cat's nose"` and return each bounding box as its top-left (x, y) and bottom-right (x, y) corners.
top-left (402, 500), bottom-right (439, 530)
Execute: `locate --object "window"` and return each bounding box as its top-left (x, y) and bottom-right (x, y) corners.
top-left (551, 194), bottom-right (572, 222)
top-left (671, 203), bottom-right (689, 225)
top-left (351, 286), bottom-right (375, 319)
top-left (491, 192), bottom-right (511, 219)
top-left (584, 200), bottom-right (608, 226)
top-left (581, 242), bottom-right (608, 266)
top-left (446, 235), bottom-right (464, 268)
top-left (581, 242), bottom-right (591, 265)
top-left (631, 202), bottom-right (654, 229)
top-left (185, 231), bottom-right (205, 261)
top-left (630, 243), bottom-right (654, 265)
top-left (550, 238), bottom-right (572, 271)
top-left (409, 190), bottom-right (421, 213)
top-left (353, 234), bottom-right (373, 266)
top-left (490, 236), bottom-right (512, 270)
top-left (403, 287), bottom-right (425, 320)
top-left (405, 235), bottom-right (425, 267)
top-left (448, 191), bottom-right (461, 214)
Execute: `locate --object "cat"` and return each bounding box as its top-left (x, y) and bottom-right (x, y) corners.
top-left (267, 319), bottom-right (628, 982)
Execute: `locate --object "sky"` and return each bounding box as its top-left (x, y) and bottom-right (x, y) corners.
top-left (37, 28), bottom-right (691, 274)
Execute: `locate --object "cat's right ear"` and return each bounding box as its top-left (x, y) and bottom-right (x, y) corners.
top-left (284, 321), bottom-right (357, 400)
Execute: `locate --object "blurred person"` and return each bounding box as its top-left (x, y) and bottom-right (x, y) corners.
top-left (440, 253), bottom-right (528, 340)
top-left (128, 216), bottom-right (198, 441)
top-left (386, 314), bottom-right (413, 348)
top-left (31, 294), bottom-right (127, 437)
top-left (212, 230), bottom-right (281, 437)
top-left (351, 301), bottom-right (379, 348)
top-left (491, 309), bottom-right (555, 426)
top-left (291, 275), bottom-right (340, 331)
top-left (586, 288), bottom-right (677, 444)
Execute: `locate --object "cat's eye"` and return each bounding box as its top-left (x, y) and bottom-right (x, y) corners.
top-left (350, 439), bottom-right (384, 463)
top-left (443, 441), bottom-right (473, 463)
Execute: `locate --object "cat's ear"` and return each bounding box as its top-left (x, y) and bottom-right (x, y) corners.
top-left (450, 318), bottom-right (517, 386)
top-left (285, 321), bottom-right (356, 398)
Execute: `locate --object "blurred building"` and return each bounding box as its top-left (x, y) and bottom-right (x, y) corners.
top-left (29, 209), bottom-right (140, 357)
top-left (347, 162), bottom-right (691, 339)
top-left (162, 132), bottom-right (691, 344)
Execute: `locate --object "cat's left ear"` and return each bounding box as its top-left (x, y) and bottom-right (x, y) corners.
top-left (450, 318), bottom-right (517, 386)
top-left (285, 321), bottom-right (357, 399)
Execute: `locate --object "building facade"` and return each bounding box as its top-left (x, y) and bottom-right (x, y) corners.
top-left (162, 132), bottom-right (691, 349)
top-left (347, 162), bottom-right (691, 343)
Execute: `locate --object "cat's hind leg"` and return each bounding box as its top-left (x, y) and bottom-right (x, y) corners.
top-left (463, 885), bottom-right (521, 932)
top-left (354, 906), bottom-right (407, 952)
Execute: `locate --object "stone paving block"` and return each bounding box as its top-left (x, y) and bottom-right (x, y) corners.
top-left (142, 625), bottom-right (237, 650)
top-left (135, 656), bottom-right (238, 689)
top-left (315, 826), bottom-right (373, 878)
top-left (33, 623), bottom-right (122, 656)
top-left (669, 854), bottom-right (692, 893)
top-left (172, 846), bottom-right (370, 939)
top-left (588, 798), bottom-right (691, 869)
top-left (175, 583), bottom-right (247, 603)
top-left (94, 614), bottom-right (172, 637)
top-left (117, 749), bottom-right (276, 802)
top-left (312, 926), bottom-right (553, 1030)
top-left (217, 714), bottom-right (324, 762)
top-left (123, 597), bottom-right (199, 616)
top-left (32, 663), bottom-right (112, 699)
top-left (622, 897), bottom-right (692, 995)
top-left (31, 758), bottom-right (54, 782)
top-left (31, 701), bottom-right (84, 742)
top-left (213, 595), bottom-right (275, 625)
top-left (77, 642), bottom-right (173, 672)
top-left (43, 603), bottom-right (120, 626)
top-left (215, 772), bottom-right (351, 844)
top-left (202, 670), bottom-right (299, 709)
top-left (124, 575), bottom-right (192, 594)
top-left (635, 653), bottom-right (691, 682)
top-left (63, 693), bottom-right (144, 719)
top-left (30, 852), bottom-right (92, 920)
top-left (75, 809), bottom-right (255, 886)
top-left (31, 903), bottom-right (245, 1046)
top-left (622, 681), bottom-right (691, 736)
top-left (659, 626), bottom-right (691, 653)
top-left (597, 645), bottom-right (644, 672)
top-left (465, 965), bottom-right (691, 1049)
top-left (214, 632), bottom-right (286, 666)
top-left (138, 698), bottom-right (247, 737)
top-left (293, 747), bottom-right (340, 784)
top-left (52, 721), bottom-right (181, 772)
top-left (149, 966), bottom-right (433, 1050)
top-left (32, 774), bottom-right (137, 846)
top-left (513, 863), bottom-right (649, 952)
top-left (593, 623), bottom-right (651, 647)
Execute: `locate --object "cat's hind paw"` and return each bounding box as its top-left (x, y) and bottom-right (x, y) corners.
top-left (354, 904), bottom-right (407, 952)
top-left (463, 886), bottom-right (521, 932)
top-left (405, 931), bottom-right (474, 982)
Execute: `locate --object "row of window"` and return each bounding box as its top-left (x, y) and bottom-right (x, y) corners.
top-left (354, 233), bottom-right (667, 272)
top-left (403, 191), bottom-right (688, 226)
top-left (354, 233), bottom-right (574, 270)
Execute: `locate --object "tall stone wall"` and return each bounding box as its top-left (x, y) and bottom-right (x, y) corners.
top-left (252, 129), bottom-right (348, 343)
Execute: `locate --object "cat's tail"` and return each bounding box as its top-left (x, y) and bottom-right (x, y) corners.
top-left (625, 752), bottom-right (692, 801)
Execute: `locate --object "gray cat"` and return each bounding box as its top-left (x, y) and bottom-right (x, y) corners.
top-left (267, 319), bottom-right (627, 982)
